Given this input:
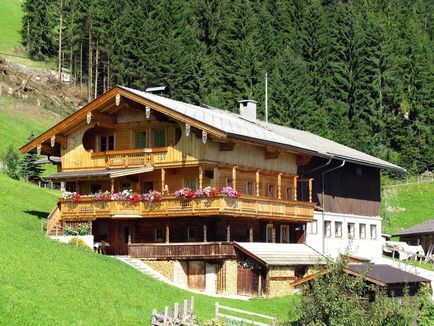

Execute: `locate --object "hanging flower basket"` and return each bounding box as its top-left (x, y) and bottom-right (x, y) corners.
top-left (221, 186), bottom-right (240, 198)
top-left (173, 187), bottom-right (194, 201)
top-left (142, 190), bottom-right (162, 202)
top-left (91, 191), bottom-right (111, 201)
top-left (194, 186), bottom-right (220, 198)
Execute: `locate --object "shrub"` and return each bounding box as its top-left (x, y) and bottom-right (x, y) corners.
top-left (68, 237), bottom-right (90, 249)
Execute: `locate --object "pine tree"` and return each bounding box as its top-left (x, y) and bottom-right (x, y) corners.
top-left (19, 133), bottom-right (44, 182)
top-left (3, 145), bottom-right (20, 180)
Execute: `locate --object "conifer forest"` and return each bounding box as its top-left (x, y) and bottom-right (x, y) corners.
top-left (21, 0), bottom-right (433, 174)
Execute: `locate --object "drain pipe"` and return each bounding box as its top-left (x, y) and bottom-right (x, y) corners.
top-left (321, 159), bottom-right (346, 254)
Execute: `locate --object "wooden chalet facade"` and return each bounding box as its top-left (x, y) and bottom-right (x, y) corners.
top-left (20, 86), bottom-right (403, 297)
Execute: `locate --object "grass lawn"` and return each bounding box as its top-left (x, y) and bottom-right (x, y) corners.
top-left (384, 256), bottom-right (434, 272)
top-left (0, 0), bottom-right (22, 55)
top-left (382, 181), bottom-right (434, 235)
top-left (0, 174), bottom-right (300, 325)
top-left (0, 96), bottom-right (59, 153)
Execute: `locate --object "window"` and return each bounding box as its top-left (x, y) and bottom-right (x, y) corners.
top-left (152, 128), bottom-right (166, 147)
top-left (65, 182), bottom-right (77, 192)
top-left (143, 182), bottom-right (154, 193)
top-left (134, 131), bottom-right (147, 148)
top-left (348, 223), bottom-right (355, 239)
top-left (286, 187), bottom-right (292, 200)
top-left (154, 227), bottom-right (164, 242)
top-left (121, 183), bottom-right (131, 191)
top-left (246, 181), bottom-right (255, 196)
top-left (187, 226), bottom-right (197, 241)
top-left (359, 223), bottom-right (366, 239)
top-left (324, 221), bottom-right (331, 237)
top-left (100, 135), bottom-right (114, 151)
top-left (335, 222), bottom-right (342, 238)
top-left (90, 184), bottom-right (102, 194)
top-left (184, 179), bottom-right (197, 190)
top-left (226, 178), bottom-right (233, 187)
top-left (356, 167), bottom-right (363, 176)
top-left (266, 224), bottom-right (274, 243)
top-left (370, 224), bottom-right (377, 240)
top-left (310, 220), bottom-right (317, 234)
top-left (267, 185), bottom-right (276, 198)
top-left (280, 225), bottom-right (290, 243)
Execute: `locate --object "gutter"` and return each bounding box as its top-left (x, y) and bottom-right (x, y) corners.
top-left (321, 159), bottom-right (346, 254)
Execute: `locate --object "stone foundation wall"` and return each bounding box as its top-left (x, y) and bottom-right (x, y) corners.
top-left (142, 260), bottom-right (174, 280)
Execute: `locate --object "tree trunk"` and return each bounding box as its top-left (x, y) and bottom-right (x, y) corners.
top-left (80, 42), bottom-right (83, 91)
top-left (88, 17), bottom-right (93, 102)
top-left (57, 0), bottom-right (63, 81)
top-left (94, 39), bottom-right (99, 99)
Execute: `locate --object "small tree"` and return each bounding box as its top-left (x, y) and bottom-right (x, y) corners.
top-left (19, 132), bottom-right (44, 182)
top-left (3, 144), bottom-right (20, 180)
top-left (295, 254), bottom-right (430, 325)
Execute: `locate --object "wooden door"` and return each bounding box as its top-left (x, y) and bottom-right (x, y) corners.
top-left (118, 221), bottom-right (130, 255)
top-left (188, 261), bottom-right (205, 290)
top-left (237, 266), bottom-right (259, 296)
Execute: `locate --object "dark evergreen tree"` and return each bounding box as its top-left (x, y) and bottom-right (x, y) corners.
top-left (19, 133), bottom-right (44, 182)
top-left (3, 145), bottom-right (20, 180)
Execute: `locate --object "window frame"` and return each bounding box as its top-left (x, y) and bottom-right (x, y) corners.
top-left (286, 187), bottom-right (292, 200)
top-left (370, 224), bottom-right (377, 240)
top-left (266, 224), bottom-right (273, 243)
top-left (324, 220), bottom-right (331, 237)
top-left (152, 128), bottom-right (167, 148)
top-left (246, 181), bottom-right (255, 196)
top-left (348, 222), bottom-right (355, 239)
top-left (335, 221), bottom-right (342, 238)
top-left (134, 130), bottom-right (147, 149)
top-left (187, 226), bottom-right (197, 241)
top-left (267, 184), bottom-right (276, 198)
top-left (359, 223), bottom-right (366, 240)
top-left (154, 227), bottom-right (164, 242)
top-left (310, 220), bottom-right (318, 234)
top-left (280, 225), bottom-right (290, 243)
top-left (184, 178), bottom-right (197, 190)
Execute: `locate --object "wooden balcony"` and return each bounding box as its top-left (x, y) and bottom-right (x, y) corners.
top-left (128, 242), bottom-right (236, 259)
top-left (59, 195), bottom-right (315, 221)
top-left (90, 147), bottom-right (168, 169)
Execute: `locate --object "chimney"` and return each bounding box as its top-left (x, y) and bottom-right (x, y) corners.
top-left (238, 100), bottom-right (257, 121)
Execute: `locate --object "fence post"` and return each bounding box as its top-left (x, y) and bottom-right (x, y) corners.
top-left (151, 308), bottom-right (157, 325)
top-left (174, 302), bottom-right (179, 320)
top-left (183, 299), bottom-right (188, 320)
top-left (190, 297), bottom-right (194, 314)
top-left (164, 306), bottom-right (169, 325)
top-left (215, 302), bottom-right (219, 320)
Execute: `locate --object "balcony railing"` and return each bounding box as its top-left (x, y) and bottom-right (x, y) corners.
top-left (128, 242), bottom-right (236, 259)
top-left (60, 195), bottom-right (315, 221)
top-left (90, 148), bottom-right (168, 169)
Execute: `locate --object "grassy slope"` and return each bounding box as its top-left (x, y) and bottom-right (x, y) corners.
top-left (0, 0), bottom-right (22, 54)
top-left (382, 181), bottom-right (434, 235)
top-left (0, 174), bottom-right (300, 325)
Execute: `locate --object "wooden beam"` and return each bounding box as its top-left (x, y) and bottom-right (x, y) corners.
top-left (40, 144), bottom-right (57, 156)
top-left (296, 155), bottom-right (312, 167)
top-left (309, 178), bottom-right (313, 203)
top-left (199, 166), bottom-right (203, 189)
top-left (249, 227), bottom-right (253, 242)
top-left (264, 149), bottom-right (279, 160)
top-left (92, 112), bottom-right (116, 129)
top-left (165, 224), bottom-right (170, 243)
top-left (293, 176), bottom-right (298, 201)
top-left (55, 135), bottom-right (68, 149)
top-left (232, 166), bottom-right (238, 189)
top-left (219, 142), bottom-right (235, 151)
top-left (111, 179), bottom-right (115, 193)
top-left (203, 224), bottom-right (207, 242)
top-left (226, 224), bottom-right (231, 242)
top-left (161, 168), bottom-right (166, 192)
top-left (277, 173), bottom-right (282, 199)
top-left (213, 166), bottom-right (220, 187)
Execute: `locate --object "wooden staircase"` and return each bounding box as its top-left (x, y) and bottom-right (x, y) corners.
top-left (46, 205), bottom-right (63, 236)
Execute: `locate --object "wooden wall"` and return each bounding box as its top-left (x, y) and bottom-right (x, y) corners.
top-left (299, 158), bottom-right (381, 216)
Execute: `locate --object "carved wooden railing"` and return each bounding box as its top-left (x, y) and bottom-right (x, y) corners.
top-left (60, 195), bottom-right (315, 221)
top-left (91, 148), bottom-right (168, 168)
top-left (128, 242), bottom-right (236, 259)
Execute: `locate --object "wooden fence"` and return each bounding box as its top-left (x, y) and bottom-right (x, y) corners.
top-left (151, 297), bottom-right (196, 326)
top-left (215, 303), bottom-right (277, 326)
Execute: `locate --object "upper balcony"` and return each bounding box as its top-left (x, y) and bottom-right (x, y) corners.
top-left (60, 195), bottom-right (315, 222)
top-left (90, 148), bottom-right (169, 169)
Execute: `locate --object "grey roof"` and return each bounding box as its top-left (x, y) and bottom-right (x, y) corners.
top-left (392, 218), bottom-right (434, 237)
top-left (47, 167), bottom-right (153, 180)
top-left (234, 242), bottom-right (326, 266)
top-left (119, 86), bottom-right (404, 172)
top-left (146, 86), bottom-right (168, 92)
top-left (347, 264), bottom-right (430, 284)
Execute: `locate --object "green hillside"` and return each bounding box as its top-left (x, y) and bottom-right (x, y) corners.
top-left (0, 0), bottom-right (22, 54)
top-left (0, 174), bottom-right (299, 324)
top-left (382, 181), bottom-right (434, 235)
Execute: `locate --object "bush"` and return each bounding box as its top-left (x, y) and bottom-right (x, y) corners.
top-left (68, 237), bottom-right (90, 249)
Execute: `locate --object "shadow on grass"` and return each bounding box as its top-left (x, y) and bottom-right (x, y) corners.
top-left (24, 210), bottom-right (49, 219)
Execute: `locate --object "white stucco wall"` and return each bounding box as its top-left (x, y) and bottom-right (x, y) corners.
top-left (305, 211), bottom-right (382, 259)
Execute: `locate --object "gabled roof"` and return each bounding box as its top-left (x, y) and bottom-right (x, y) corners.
top-left (346, 264), bottom-right (430, 285)
top-left (20, 85), bottom-right (405, 172)
top-left (234, 242), bottom-right (326, 266)
top-left (392, 218), bottom-right (434, 237)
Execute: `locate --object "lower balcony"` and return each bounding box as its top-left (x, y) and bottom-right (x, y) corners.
top-left (128, 242), bottom-right (236, 260)
top-left (60, 195), bottom-right (315, 222)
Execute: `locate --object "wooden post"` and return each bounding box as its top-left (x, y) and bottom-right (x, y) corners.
top-left (75, 181), bottom-right (79, 193)
top-left (199, 166), bottom-right (203, 189)
top-left (165, 224), bottom-right (170, 243)
top-left (110, 179), bottom-right (114, 193)
top-left (272, 224), bottom-right (276, 243)
top-left (215, 302), bottom-right (219, 320)
top-left (293, 176), bottom-right (298, 201)
top-left (163, 306), bottom-right (169, 325)
top-left (258, 274), bottom-right (262, 296)
top-left (249, 226), bottom-right (253, 242)
top-left (308, 178), bottom-right (313, 203)
top-left (161, 168), bottom-right (166, 192)
top-left (174, 302), bottom-right (179, 320)
top-left (232, 166), bottom-right (238, 189)
top-left (277, 173), bottom-right (282, 199)
top-left (226, 224), bottom-right (231, 242)
top-left (190, 297), bottom-right (194, 313)
top-left (213, 166), bottom-right (220, 187)
top-left (183, 299), bottom-right (188, 319)
top-left (256, 170), bottom-right (260, 197)
top-left (203, 224), bottom-right (207, 242)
